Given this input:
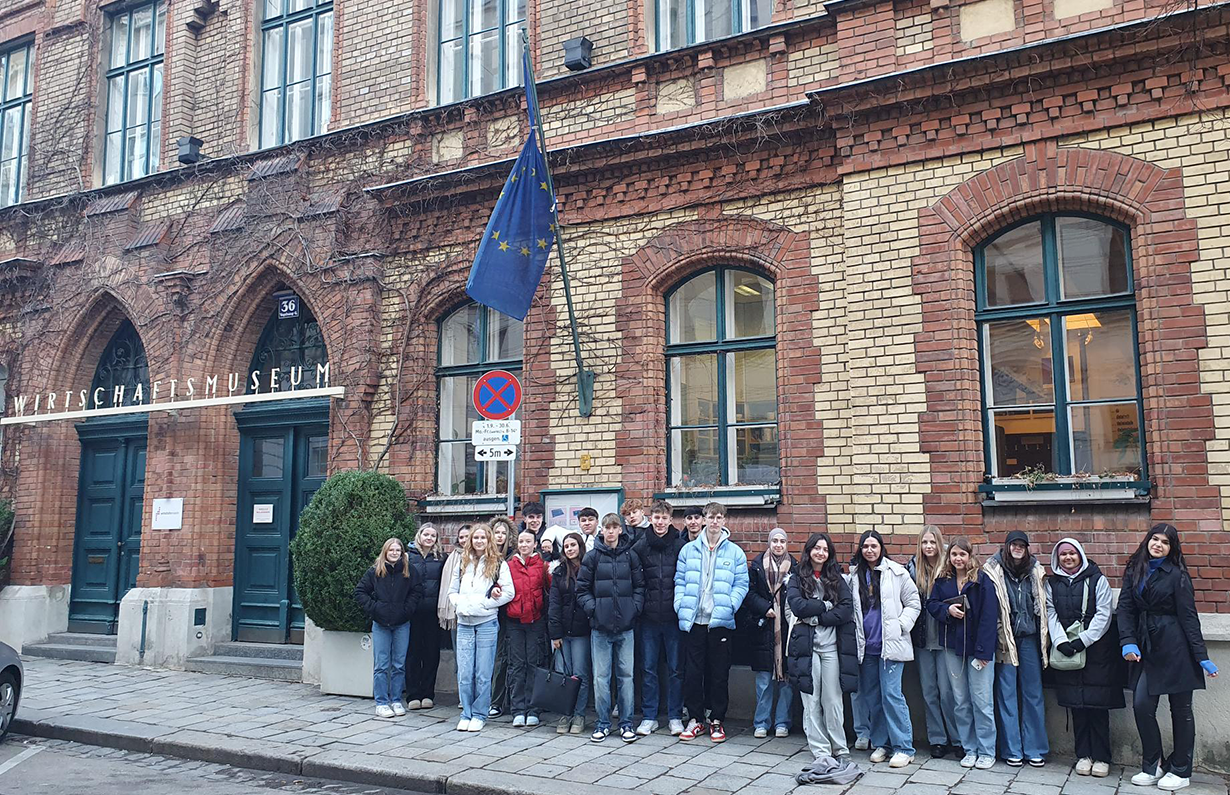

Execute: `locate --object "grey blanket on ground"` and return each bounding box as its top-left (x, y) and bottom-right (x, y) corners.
top-left (795, 756), bottom-right (864, 786)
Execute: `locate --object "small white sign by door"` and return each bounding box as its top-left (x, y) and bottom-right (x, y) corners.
top-left (253, 504), bottom-right (275, 524)
top-left (151, 498), bottom-right (184, 530)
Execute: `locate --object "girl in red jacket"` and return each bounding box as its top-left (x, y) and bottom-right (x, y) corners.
top-left (506, 529), bottom-right (551, 727)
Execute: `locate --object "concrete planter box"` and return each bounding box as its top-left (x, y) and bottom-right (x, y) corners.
top-left (312, 628), bottom-right (373, 697)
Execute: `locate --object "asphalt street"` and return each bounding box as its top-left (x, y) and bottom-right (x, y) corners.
top-left (0, 736), bottom-right (425, 795)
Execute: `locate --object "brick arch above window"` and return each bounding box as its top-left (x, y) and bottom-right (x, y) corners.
top-left (616, 213), bottom-right (825, 524)
top-left (913, 141), bottom-right (1217, 538)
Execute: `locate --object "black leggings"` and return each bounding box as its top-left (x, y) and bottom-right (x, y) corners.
top-left (1133, 670), bottom-right (1195, 777)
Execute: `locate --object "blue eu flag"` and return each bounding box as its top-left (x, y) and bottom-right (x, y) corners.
top-left (465, 70), bottom-right (556, 320)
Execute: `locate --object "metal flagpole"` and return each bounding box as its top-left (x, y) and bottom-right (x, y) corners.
top-left (522, 32), bottom-right (595, 418)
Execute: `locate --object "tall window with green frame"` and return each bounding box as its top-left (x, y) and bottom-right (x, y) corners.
top-left (0, 40), bottom-right (33, 206)
top-left (977, 214), bottom-right (1145, 480)
top-left (656, 0), bottom-right (773, 51)
top-left (259, 0), bottom-right (333, 149)
top-left (103, 2), bottom-right (165, 185)
top-left (437, 303), bottom-right (523, 495)
top-left (666, 267), bottom-right (778, 488)
top-left (438, 0), bottom-right (525, 105)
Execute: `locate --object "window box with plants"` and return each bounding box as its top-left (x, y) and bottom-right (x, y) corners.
top-left (980, 465), bottom-right (1150, 505)
top-left (292, 470), bottom-right (418, 697)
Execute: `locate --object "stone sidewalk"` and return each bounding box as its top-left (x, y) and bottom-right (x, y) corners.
top-left (12, 657), bottom-right (1228, 795)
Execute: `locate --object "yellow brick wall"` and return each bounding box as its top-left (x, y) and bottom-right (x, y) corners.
top-left (1061, 115), bottom-right (1230, 523)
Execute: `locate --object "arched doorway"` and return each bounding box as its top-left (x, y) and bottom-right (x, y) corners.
top-left (232, 296), bottom-right (329, 643)
top-left (69, 320), bottom-right (150, 633)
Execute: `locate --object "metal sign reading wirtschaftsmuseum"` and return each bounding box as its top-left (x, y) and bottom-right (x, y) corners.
top-left (2, 363), bottom-right (340, 425)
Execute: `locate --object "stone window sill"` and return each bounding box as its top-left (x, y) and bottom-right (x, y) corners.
top-left (420, 494), bottom-right (511, 516)
top-left (979, 478), bottom-right (1151, 507)
top-left (654, 485), bottom-right (781, 508)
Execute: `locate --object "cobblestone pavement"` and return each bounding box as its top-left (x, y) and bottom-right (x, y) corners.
top-left (13, 657), bottom-right (1230, 795)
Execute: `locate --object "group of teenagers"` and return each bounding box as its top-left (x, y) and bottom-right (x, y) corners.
top-left (355, 501), bottom-right (1219, 793)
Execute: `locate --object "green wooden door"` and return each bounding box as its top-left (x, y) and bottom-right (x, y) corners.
top-left (69, 419), bottom-right (148, 634)
top-left (232, 402), bottom-right (328, 643)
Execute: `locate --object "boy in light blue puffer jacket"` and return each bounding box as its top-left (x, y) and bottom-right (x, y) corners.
top-left (673, 502), bottom-right (749, 743)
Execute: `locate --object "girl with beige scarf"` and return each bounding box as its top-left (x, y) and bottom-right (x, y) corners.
top-left (742, 528), bottom-right (798, 738)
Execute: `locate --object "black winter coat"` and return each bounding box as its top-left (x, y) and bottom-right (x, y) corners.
top-left (1044, 561), bottom-right (1125, 709)
top-left (576, 539), bottom-right (645, 633)
top-left (354, 557), bottom-right (424, 628)
top-left (633, 529), bottom-right (686, 625)
top-left (784, 572), bottom-right (859, 695)
top-left (548, 565), bottom-right (591, 639)
top-left (408, 550), bottom-right (446, 618)
top-left (740, 555), bottom-right (798, 673)
top-left (1118, 560), bottom-right (1209, 696)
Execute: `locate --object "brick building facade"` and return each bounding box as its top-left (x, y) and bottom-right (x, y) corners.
top-left (0, 0), bottom-right (1228, 722)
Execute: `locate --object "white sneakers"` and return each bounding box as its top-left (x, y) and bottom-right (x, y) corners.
top-left (526, 716), bottom-right (540, 727)
top-left (888, 752), bottom-right (914, 768)
top-left (975, 756), bottom-right (995, 769)
top-left (1075, 758), bottom-right (1094, 776)
top-left (868, 747), bottom-right (889, 763)
top-left (407, 700), bottom-right (422, 710)
top-left (960, 753), bottom-right (977, 768)
top-left (1092, 761), bottom-right (1110, 778)
top-left (467, 719), bottom-right (485, 732)
top-left (1158, 773), bottom-right (1190, 791)
top-left (391, 702), bottom-right (406, 717)
top-left (668, 719), bottom-right (685, 736)
top-left (512, 715), bottom-right (526, 727)
top-left (636, 720), bottom-right (659, 736)
top-left (775, 727), bottom-right (789, 738)
top-left (456, 718), bottom-right (469, 731)
top-left (421, 699), bottom-right (434, 709)
top-left (1132, 766), bottom-right (1164, 787)
top-left (854, 737), bottom-right (871, 751)
top-left (753, 728), bottom-right (768, 739)
top-left (375, 705), bottom-right (395, 719)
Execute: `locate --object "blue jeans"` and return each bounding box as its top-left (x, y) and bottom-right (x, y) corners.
top-left (851, 690), bottom-right (870, 740)
top-left (561, 636), bottom-right (592, 717)
top-left (916, 647), bottom-right (958, 745)
top-left (591, 629), bottom-right (635, 731)
top-left (754, 671), bottom-right (793, 731)
top-left (860, 655), bottom-right (914, 755)
top-left (371, 621), bottom-right (410, 707)
top-left (946, 649), bottom-right (996, 757)
top-left (641, 621), bottom-right (684, 722)
top-left (995, 633), bottom-right (1049, 760)
top-left (455, 619), bottom-right (499, 721)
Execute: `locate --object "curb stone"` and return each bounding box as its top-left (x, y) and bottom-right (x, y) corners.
top-left (12, 713), bottom-right (609, 795)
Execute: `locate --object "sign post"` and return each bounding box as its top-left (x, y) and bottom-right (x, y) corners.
top-left (471, 370), bottom-right (523, 518)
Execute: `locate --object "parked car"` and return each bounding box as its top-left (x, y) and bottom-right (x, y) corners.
top-left (0, 641), bottom-right (21, 743)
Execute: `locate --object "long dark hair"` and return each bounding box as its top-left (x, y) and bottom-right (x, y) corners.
top-left (799, 533), bottom-right (843, 601)
top-left (559, 532), bottom-right (586, 584)
top-left (1125, 522), bottom-right (1185, 588)
top-left (856, 529), bottom-right (887, 613)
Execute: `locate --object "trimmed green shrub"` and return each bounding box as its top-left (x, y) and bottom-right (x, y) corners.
top-left (291, 470), bottom-right (417, 633)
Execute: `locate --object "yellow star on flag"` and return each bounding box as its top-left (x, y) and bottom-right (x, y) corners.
top-left (548, 223), bottom-right (555, 232)
top-left (520, 246), bottom-right (531, 256)
top-left (540, 181), bottom-right (549, 191)
top-left (492, 230), bottom-right (500, 240)
top-left (511, 174), bottom-right (518, 182)
top-left (499, 241), bottom-right (510, 252)
top-left (537, 238), bottom-right (548, 249)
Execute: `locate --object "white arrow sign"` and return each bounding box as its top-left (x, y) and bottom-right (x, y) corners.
top-left (475, 446), bottom-right (517, 461)
top-left (472, 419), bottom-right (522, 446)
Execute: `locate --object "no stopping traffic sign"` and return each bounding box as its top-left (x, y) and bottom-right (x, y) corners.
top-left (472, 370), bottom-right (523, 420)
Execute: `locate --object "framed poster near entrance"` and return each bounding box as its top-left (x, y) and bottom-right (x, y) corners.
top-left (540, 488), bottom-right (622, 533)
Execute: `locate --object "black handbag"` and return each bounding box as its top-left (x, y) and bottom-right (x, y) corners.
top-left (530, 649), bottom-right (581, 715)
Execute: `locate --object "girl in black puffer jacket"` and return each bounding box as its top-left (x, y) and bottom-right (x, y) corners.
top-left (407, 524), bottom-right (447, 710)
top-left (355, 538), bottom-right (424, 718)
top-left (549, 532), bottom-right (592, 734)
top-left (785, 533), bottom-right (858, 763)
top-left (742, 528), bottom-right (798, 738)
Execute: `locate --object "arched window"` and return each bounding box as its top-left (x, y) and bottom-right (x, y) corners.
top-left (247, 296), bottom-right (328, 393)
top-left (437, 303), bottom-right (523, 495)
top-left (90, 320), bottom-right (150, 408)
top-left (976, 214), bottom-right (1144, 479)
top-left (666, 267), bottom-right (778, 488)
